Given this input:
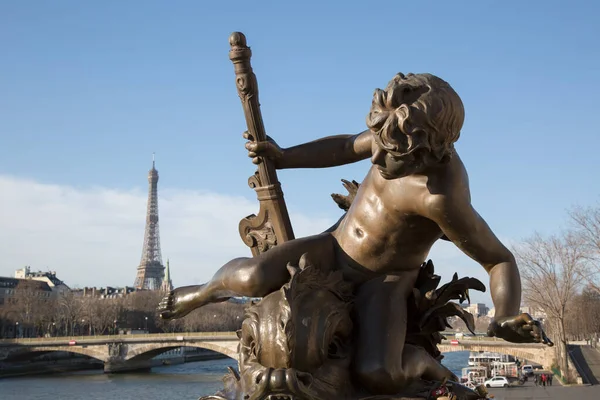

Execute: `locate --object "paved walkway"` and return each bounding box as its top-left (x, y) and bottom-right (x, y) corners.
top-left (569, 345), bottom-right (600, 385)
top-left (485, 381), bottom-right (597, 399)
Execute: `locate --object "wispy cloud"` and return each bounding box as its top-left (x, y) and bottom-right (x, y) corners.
top-left (0, 174), bottom-right (494, 305)
top-left (0, 175), bottom-right (333, 289)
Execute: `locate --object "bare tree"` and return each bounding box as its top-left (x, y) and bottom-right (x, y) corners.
top-left (56, 292), bottom-right (83, 336)
top-left (180, 302), bottom-right (247, 332)
top-left (512, 231), bottom-right (588, 378)
top-left (570, 203), bottom-right (600, 293)
top-left (8, 281), bottom-right (55, 337)
top-left (0, 303), bottom-right (20, 338)
top-left (565, 287), bottom-right (600, 341)
top-left (155, 315), bottom-right (184, 333)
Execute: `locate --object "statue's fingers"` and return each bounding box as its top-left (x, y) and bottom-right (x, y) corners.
top-left (519, 312), bottom-right (535, 324)
top-left (248, 151), bottom-right (257, 158)
top-left (342, 180), bottom-right (354, 192)
top-left (243, 131), bottom-right (254, 141)
top-left (541, 330), bottom-right (554, 346)
top-left (252, 157), bottom-right (262, 165)
top-left (527, 319), bottom-right (543, 332)
top-left (250, 141), bottom-right (272, 154)
top-left (258, 141), bottom-right (272, 150)
top-left (528, 323), bottom-right (547, 342)
top-left (521, 324), bottom-right (534, 331)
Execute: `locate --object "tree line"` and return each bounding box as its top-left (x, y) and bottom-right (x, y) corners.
top-left (0, 289), bottom-right (247, 339)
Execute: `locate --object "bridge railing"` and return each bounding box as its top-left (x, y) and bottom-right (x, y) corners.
top-left (0, 331), bottom-right (238, 345)
top-left (2, 332), bottom-right (536, 346)
top-left (440, 336), bottom-right (506, 343)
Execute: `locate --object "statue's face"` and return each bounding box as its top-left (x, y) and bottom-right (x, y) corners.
top-left (237, 284), bottom-right (353, 400)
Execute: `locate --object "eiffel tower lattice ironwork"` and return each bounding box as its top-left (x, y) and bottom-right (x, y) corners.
top-left (134, 154), bottom-right (165, 290)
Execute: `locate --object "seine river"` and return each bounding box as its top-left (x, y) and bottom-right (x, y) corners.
top-left (0, 352), bottom-right (469, 400)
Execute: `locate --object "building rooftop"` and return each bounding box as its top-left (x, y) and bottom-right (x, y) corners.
top-left (0, 276), bottom-right (52, 292)
top-left (14, 266), bottom-right (68, 288)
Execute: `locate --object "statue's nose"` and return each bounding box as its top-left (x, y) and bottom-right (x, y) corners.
top-left (267, 368), bottom-right (287, 391)
top-left (260, 368), bottom-right (313, 393)
top-left (371, 147), bottom-right (385, 166)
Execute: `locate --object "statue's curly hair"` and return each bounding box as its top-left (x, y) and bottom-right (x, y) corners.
top-left (366, 73), bottom-right (465, 164)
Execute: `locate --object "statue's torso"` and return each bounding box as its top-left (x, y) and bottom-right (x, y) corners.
top-left (332, 158), bottom-right (467, 282)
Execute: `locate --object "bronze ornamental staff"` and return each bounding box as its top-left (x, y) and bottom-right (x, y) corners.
top-left (229, 32), bottom-right (295, 256)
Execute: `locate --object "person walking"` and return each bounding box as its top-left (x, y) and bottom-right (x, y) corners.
top-left (534, 374), bottom-right (539, 386)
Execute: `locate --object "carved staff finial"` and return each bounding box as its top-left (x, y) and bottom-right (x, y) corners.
top-left (229, 31), bottom-right (247, 48)
top-left (229, 32), bottom-right (295, 256)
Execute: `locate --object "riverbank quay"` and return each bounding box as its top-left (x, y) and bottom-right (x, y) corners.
top-left (486, 380), bottom-right (596, 399)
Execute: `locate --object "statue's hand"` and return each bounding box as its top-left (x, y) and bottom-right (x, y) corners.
top-left (243, 131), bottom-right (284, 166)
top-left (487, 312), bottom-right (553, 346)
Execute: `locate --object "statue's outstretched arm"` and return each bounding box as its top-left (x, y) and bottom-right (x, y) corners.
top-left (281, 129), bottom-right (372, 169)
top-left (246, 129), bottom-right (373, 170)
top-left (428, 194), bottom-right (551, 345)
top-left (428, 194), bottom-right (521, 318)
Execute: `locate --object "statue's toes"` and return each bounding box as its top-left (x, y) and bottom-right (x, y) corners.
top-left (160, 310), bottom-right (174, 320)
top-left (157, 300), bottom-right (169, 311)
top-left (157, 298), bottom-right (175, 315)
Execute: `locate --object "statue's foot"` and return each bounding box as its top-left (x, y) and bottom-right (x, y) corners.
top-left (427, 363), bottom-right (459, 385)
top-left (158, 285), bottom-right (205, 319)
top-left (443, 368), bottom-right (459, 383)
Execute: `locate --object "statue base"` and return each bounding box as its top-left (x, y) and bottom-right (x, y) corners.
top-left (198, 259), bottom-right (491, 400)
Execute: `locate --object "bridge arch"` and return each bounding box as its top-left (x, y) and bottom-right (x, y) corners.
top-left (125, 341), bottom-right (238, 361)
top-left (3, 346), bottom-right (108, 363)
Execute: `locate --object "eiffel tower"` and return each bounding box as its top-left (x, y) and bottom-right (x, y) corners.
top-left (134, 154), bottom-right (165, 290)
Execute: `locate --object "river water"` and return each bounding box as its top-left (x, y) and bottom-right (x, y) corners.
top-left (0, 352), bottom-right (469, 400)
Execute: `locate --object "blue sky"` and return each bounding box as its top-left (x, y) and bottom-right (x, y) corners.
top-left (0, 1), bottom-right (598, 305)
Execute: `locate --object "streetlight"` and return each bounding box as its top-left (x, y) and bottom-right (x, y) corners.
top-left (15, 322), bottom-right (19, 339)
top-left (144, 316), bottom-right (148, 332)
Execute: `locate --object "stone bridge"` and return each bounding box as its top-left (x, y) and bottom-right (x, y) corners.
top-left (438, 339), bottom-right (554, 368)
top-left (0, 332), bottom-right (239, 372)
top-left (0, 333), bottom-right (555, 372)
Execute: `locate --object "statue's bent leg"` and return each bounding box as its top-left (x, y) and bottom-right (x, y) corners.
top-left (353, 275), bottom-right (456, 394)
top-left (159, 232), bottom-right (336, 319)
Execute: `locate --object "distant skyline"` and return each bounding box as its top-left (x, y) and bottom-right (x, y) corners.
top-left (1, 1), bottom-right (599, 306)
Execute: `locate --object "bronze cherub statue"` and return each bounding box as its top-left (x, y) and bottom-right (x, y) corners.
top-left (158, 32), bottom-right (551, 400)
